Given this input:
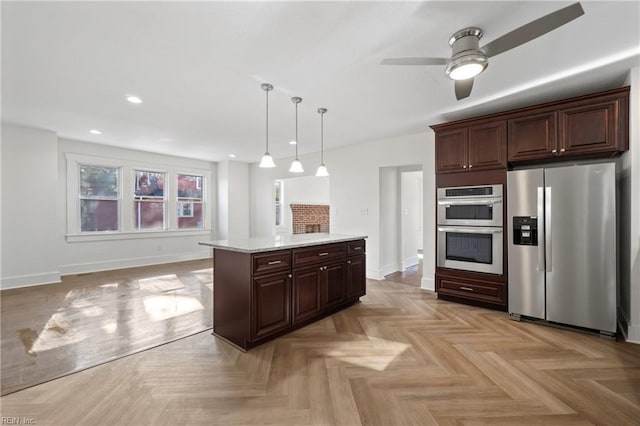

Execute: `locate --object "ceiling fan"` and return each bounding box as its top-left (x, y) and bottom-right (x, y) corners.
top-left (381, 2), bottom-right (585, 100)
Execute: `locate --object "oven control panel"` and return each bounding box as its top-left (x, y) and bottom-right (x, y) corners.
top-left (513, 216), bottom-right (538, 246)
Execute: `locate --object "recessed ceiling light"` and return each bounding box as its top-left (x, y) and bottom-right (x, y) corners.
top-left (126, 95), bottom-right (143, 104)
top-left (89, 129), bottom-right (102, 134)
top-left (229, 154), bottom-right (236, 158)
top-left (289, 140), bottom-right (297, 145)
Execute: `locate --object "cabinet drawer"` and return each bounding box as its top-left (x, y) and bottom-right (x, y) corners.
top-left (347, 240), bottom-right (365, 256)
top-left (293, 243), bottom-right (346, 267)
top-left (437, 278), bottom-right (504, 304)
top-left (252, 250), bottom-right (291, 275)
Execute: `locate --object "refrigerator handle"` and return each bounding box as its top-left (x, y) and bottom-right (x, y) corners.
top-left (545, 186), bottom-right (552, 272)
top-left (537, 187), bottom-right (545, 272)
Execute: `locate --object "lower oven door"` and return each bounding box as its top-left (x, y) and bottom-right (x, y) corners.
top-left (437, 226), bottom-right (503, 275)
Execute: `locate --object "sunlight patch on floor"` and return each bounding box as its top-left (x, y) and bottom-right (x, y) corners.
top-left (143, 295), bottom-right (204, 321)
top-left (321, 337), bottom-right (410, 371)
top-left (137, 274), bottom-right (185, 292)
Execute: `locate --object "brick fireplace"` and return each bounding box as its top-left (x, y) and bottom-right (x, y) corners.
top-left (290, 204), bottom-right (330, 234)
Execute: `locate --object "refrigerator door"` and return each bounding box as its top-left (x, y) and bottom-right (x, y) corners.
top-left (545, 163), bottom-right (617, 333)
top-left (508, 169), bottom-right (545, 319)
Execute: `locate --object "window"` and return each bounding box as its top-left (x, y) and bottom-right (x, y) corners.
top-left (79, 164), bottom-right (120, 232)
top-left (133, 170), bottom-right (166, 230)
top-left (177, 174), bottom-right (203, 229)
top-left (275, 180), bottom-right (283, 227)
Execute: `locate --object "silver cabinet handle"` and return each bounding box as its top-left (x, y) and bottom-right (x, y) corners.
top-left (552, 149), bottom-right (557, 153)
top-left (463, 165), bottom-right (467, 169)
top-left (347, 260), bottom-right (352, 264)
top-left (267, 260), bottom-right (282, 265)
top-left (288, 274), bottom-right (292, 279)
top-left (460, 286), bottom-right (474, 292)
top-left (468, 164), bottom-right (473, 168)
top-left (560, 148), bottom-right (565, 153)
top-left (353, 247), bottom-right (362, 250)
top-left (319, 252), bottom-right (329, 256)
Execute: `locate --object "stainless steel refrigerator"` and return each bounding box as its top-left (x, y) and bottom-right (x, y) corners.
top-left (507, 162), bottom-right (616, 334)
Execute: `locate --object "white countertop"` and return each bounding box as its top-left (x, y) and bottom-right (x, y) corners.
top-left (199, 233), bottom-right (367, 253)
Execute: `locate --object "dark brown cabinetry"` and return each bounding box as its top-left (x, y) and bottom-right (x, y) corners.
top-left (252, 272), bottom-right (291, 340)
top-left (212, 239), bottom-right (366, 351)
top-left (436, 274), bottom-right (506, 309)
top-left (507, 88), bottom-right (629, 163)
top-left (435, 121), bottom-right (507, 174)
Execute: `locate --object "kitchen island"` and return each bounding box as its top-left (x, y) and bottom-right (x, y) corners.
top-left (199, 234), bottom-right (367, 350)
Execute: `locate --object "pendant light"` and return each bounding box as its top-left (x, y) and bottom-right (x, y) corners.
top-left (289, 97), bottom-right (304, 173)
top-left (259, 83), bottom-right (276, 168)
top-left (315, 108), bottom-right (329, 177)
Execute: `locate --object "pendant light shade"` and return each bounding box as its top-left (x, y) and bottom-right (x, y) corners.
top-left (259, 83), bottom-right (276, 168)
top-left (289, 97), bottom-right (304, 173)
top-left (315, 108), bottom-right (329, 177)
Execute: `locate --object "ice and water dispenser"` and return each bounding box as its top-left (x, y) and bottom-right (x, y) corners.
top-left (513, 216), bottom-right (538, 246)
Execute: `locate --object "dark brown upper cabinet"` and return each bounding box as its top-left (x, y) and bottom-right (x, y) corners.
top-left (433, 87), bottom-right (629, 170)
top-left (435, 121), bottom-right (507, 174)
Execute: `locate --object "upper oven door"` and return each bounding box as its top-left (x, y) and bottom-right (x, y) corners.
top-left (437, 197), bottom-right (503, 227)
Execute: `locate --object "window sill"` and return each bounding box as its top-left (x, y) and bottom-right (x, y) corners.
top-left (66, 229), bottom-right (213, 243)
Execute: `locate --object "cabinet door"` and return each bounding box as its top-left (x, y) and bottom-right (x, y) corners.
top-left (346, 255), bottom-right (366, 300)
top-left (508, 112), bottom-right (557, 162)
top-left (323, 261), bottom-right (346, 311)
top-left (292, 266), bottom-right (322, 325)
top-left (435, 128), bottom-right (468, 173)
top-left (468, 121), bottom-right (507, 171)
top-left (252, 272), bottom-right (291, 341)
top-left (558, 98), bottom-right (621, 155)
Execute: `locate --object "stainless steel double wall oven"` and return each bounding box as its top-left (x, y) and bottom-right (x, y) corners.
top-left (437, 184), bottom-right (504, 275)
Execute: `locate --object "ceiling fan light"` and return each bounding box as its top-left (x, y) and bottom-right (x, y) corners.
top-left (259, 153), bottom-right (276, 168)
top-left (315, 164), bottom-right (329, 177)
top-left (445, 52), bottom-right (488, 80)
top-left (289, 159), bottom-right (304, 173)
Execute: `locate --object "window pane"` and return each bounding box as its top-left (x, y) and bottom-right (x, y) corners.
top-left (134, 170), bottom-right (164, 197)
top-left (177, 174), bottom-right (202, 199)
top-left (81, 200), bottom-right (118, 232)
top-left (134, 201), bottom-right (165, 230)
top-left (80, 165), bottom-right (118, 198)
top-left (178, 202), bottom-right (203, 229)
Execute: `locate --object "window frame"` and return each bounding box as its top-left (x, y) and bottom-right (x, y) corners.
top-left (133, 168), bottom-right (167, 231)
top-left (66, 153), bottom-right (212, 242)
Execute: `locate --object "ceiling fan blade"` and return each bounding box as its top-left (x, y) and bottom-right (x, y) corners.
top-left (455, 79), bottom-right (474, 100)
top-left (482, 2), bottom-right (584, 58)
top-left (381, 57), bottom-right (448, 66)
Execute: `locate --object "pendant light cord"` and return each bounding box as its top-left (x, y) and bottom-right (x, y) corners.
top-left (320, 111), bottom-right (324, 164)
top-left (295, 102), bottom-right (299, 159)
top-left (265, 88), bottom-right (269, 153)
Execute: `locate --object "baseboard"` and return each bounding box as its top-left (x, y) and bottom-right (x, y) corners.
top-left (366, 268), bottom-right (384, 280)
top-left (380, 262), bottom-right (400, 278)
top-left (58, 251), bottom-right (211, 277)
top-left (421, 276), bottom-right (435, 292)
top-left (1, 271), bottom-right (62, 290)
top-left (402, 256), bottom-right (419, 270)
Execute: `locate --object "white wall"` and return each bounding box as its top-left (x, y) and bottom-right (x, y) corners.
top-left (401, 170), bottom-right (423, 269)
top-left (280, 175), bottom-right (330, 234)
top-left (619, 67), bottom-right (640, 343)
top-left (217, 160), bottom-right (250, 240)
top-left (0, 124), bottom-right (218, 289)
top-left (379, 167), bottom-right (400, 276)
top-left (250, 131), bottom-right (436, 289)
top-left (1, 124), bottom-right (60, 287)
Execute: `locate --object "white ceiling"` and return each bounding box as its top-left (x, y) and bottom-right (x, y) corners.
top-left (2, 1), bottom-right (639, 163)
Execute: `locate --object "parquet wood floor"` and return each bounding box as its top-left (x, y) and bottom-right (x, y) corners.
top-left (1, 259), bottom-right (213, 395)
top-left (2, 275), bottom-right (640, 425)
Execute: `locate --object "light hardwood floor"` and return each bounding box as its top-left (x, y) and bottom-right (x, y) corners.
top-left (1, 259), bottom-right (213, 395)
top-left (2, 265), bottom-right (640, 425)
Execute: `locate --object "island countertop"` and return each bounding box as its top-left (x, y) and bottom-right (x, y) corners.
top-left (199, 233), bottom-right (367, 254)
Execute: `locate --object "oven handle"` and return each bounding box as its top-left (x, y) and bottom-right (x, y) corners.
top-left (437, 198), bottom-right (502, 206)
top-left (437, 226), bottom-right (503, 234)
